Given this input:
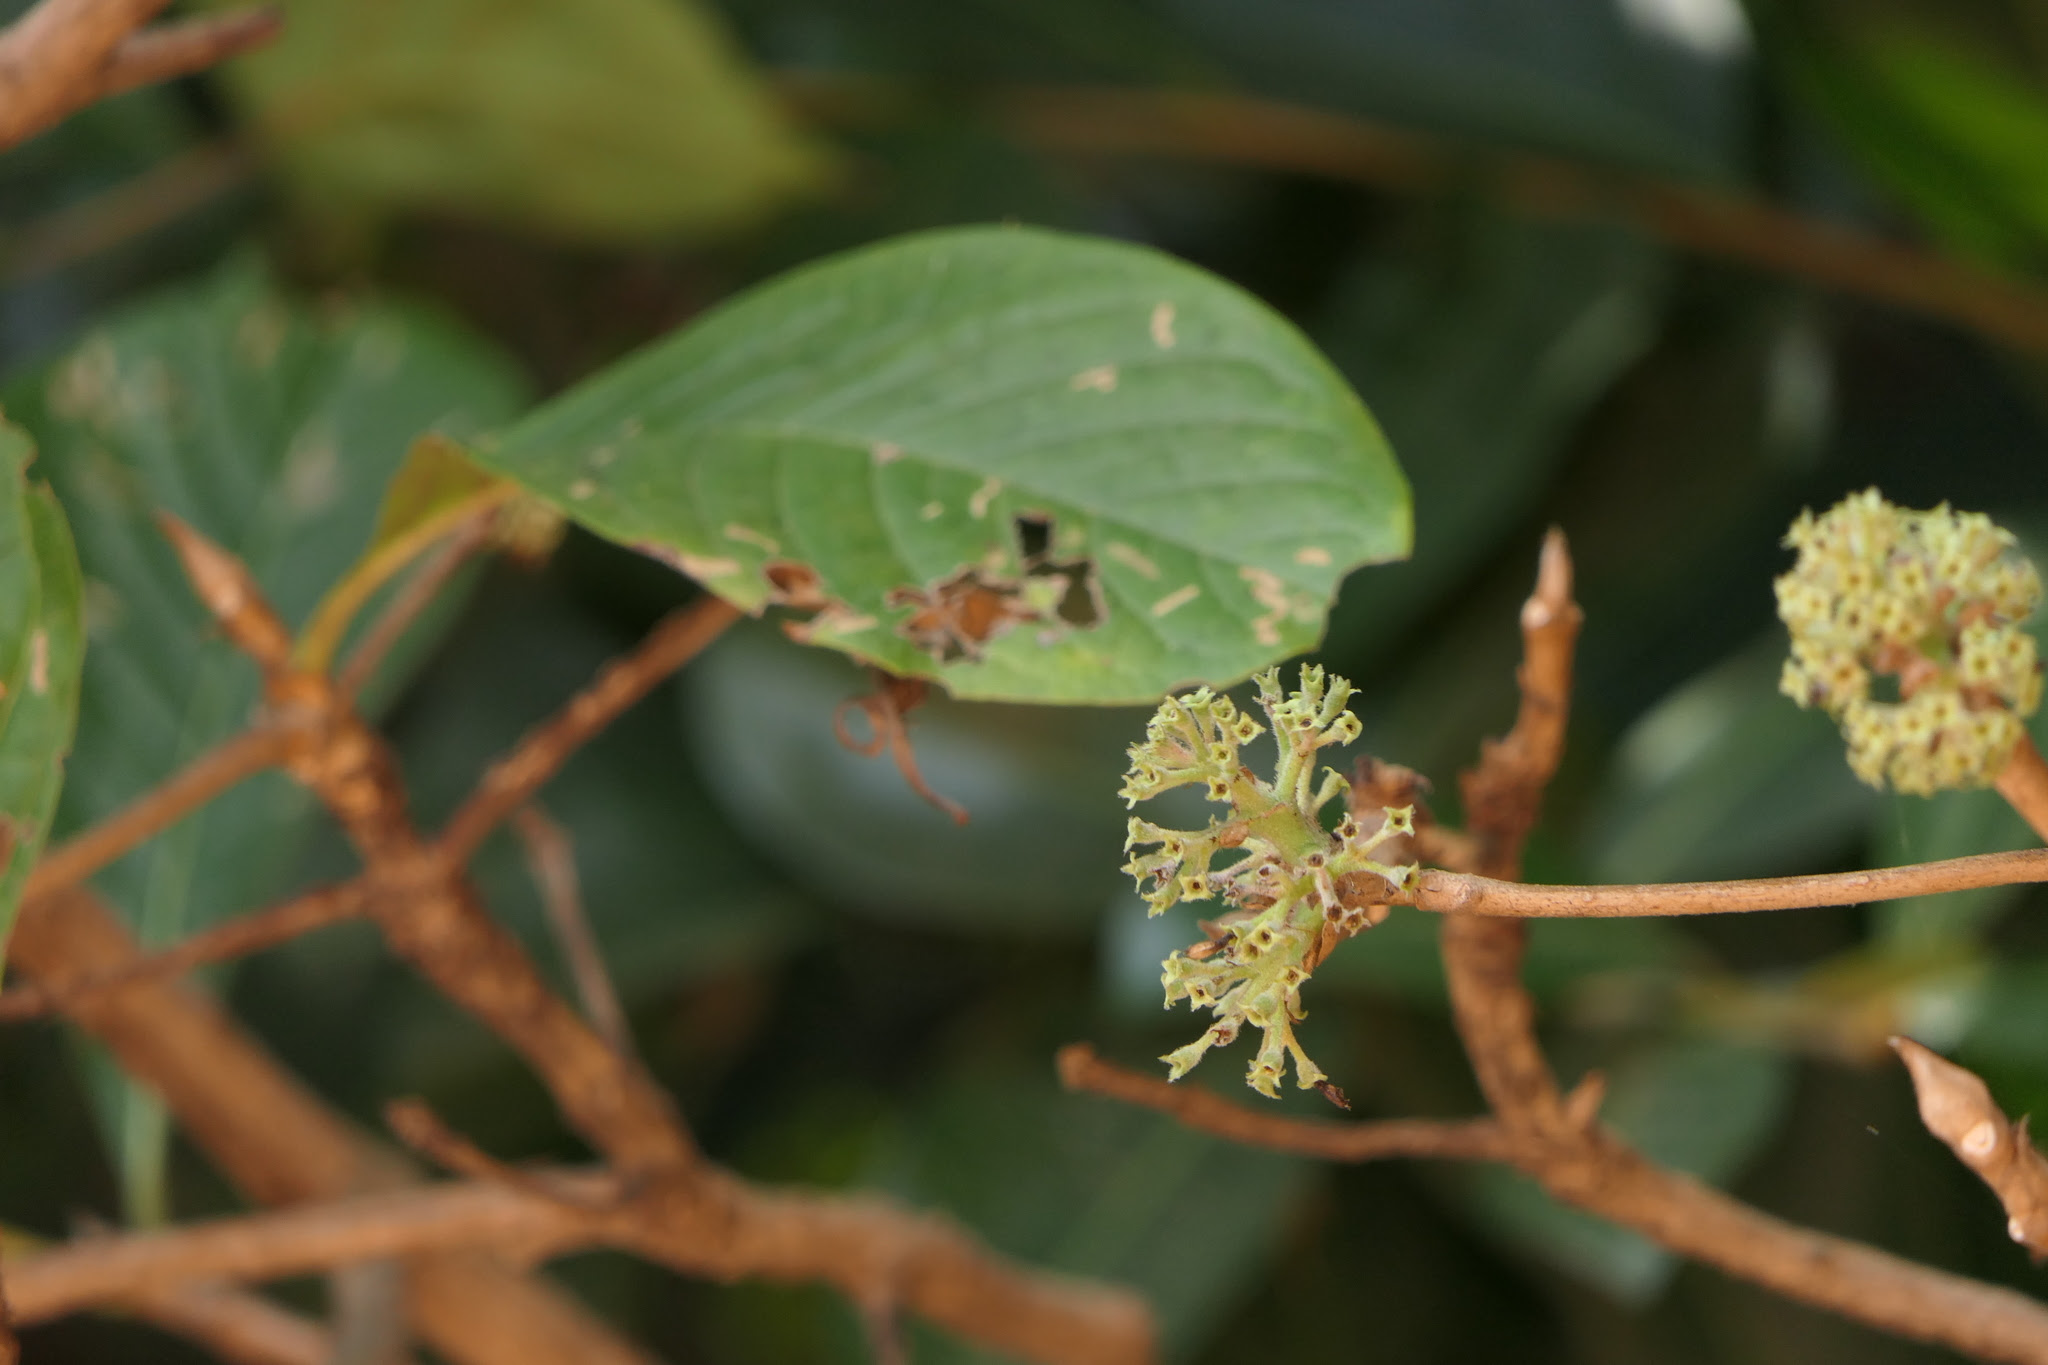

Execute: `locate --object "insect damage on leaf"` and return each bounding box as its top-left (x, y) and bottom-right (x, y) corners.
top-left (886, 514), bottom-right (1104, 663)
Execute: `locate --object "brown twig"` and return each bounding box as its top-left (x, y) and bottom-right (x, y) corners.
top-left (1075, 531), bottom-right (2048, 1364)
top-left (1056, 1045), bottom-right (1509, 1162)
top-left (160, 511), bottom-right (700, 1174)
top-left (1065, 1044), bottom-right (2048, 1364)
top-left (6, 887), bottom-right (669, 1365)
top-left (0, 0), bottom-right (277, 151)
top-left (23, 723), bottom-right (296, 904)
top-left (1438, 528), bottom-right (1581, 1134)
top-left (1407, 846), bottom-right (2048, 919)
top-left (122, 1282), bottom-right (331, 1365)
top-left (438, 595), bottom-right (743, 865)
top-left (0, 879), bottom-right (367, 1022)
top-left (89, 7), bottom-right (279, 102)
top-left (155, 513), bottom-right (1154, 1362)
top-left (1893, 1037), bottom-right (2048, 1257)
top-left (0, 141), bottom-right (251, 282)
top-left (0, 0), bottom-right (167, 149)
top-left (384, 1099), bottom-right (620, 1216)
top-left (979, 86), bottom-right (2048, 355)
top-left (1997, 733), bottom-right (2048, 845)
top-left (511, 806), bottom-right (631, 1054)
top-left (5, 1181), bottom-right (603, 1324)
top-left (337, 518), bottom-right (493, 704)
top-left (4, 1166), bottom-right (1157, 1365)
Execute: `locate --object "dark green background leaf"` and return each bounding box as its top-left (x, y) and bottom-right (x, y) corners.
top-left (4, 257), bottom-right (526, 1220)
top-left (207, 0), bottom-right (829, 246)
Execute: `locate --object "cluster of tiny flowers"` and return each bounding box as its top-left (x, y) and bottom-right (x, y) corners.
top-left (1121, 666), bottom-right (1416, 1098)
top-left (1777, 489), bottom-right (2042, 795)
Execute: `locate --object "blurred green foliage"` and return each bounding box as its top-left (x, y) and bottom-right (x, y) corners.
top-left (4, 0), bottom-right (2048, 1362)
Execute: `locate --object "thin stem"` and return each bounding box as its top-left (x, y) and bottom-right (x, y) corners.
top-left (437, 597), bottom-right (742, 865)
top-left (123, 1282), bottom-right (331, 1365)
top-left (1057, 1045), bottom-right (1509, 1163)
top-left (7, 1181), bottom-right (602, 1325)
top-left (295, 489), bottom-right (514, 675)
top-left (511, 807), bottom-right (630, 1055)
top-left (336, 518), bottom-right (491, 703)
top-left (24, 725), bottom-right (295, 904)
top-left (0, 881), bottom-right (366, 1022)
top-left (90, 7), bottom-right (278, 101)
top-left (1409, 846), bottom-right (2048, 919)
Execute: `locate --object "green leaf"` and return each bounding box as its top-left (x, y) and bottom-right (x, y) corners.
top-left (207, 0), bottom-right (829, 246)
top-left (1454, 1038), bottom-right (1791, 1304)
top-left (0, 424), bottom-right (85, 963)
top-left (481, 225), bottom-right (1412, 704)
top-left (4, 256), bottom-right (526, 1220)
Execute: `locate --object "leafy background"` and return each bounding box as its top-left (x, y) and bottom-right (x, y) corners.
top-left (3, 0), bottom-right (2048, 1361)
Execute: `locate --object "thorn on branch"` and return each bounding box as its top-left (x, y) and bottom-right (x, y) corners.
top-left (1892, 1036), bottom-right (2048, 1258)
top-left (833, 669), bottom-right (969, 824)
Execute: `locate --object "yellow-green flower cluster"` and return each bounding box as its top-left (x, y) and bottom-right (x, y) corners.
top-left (1777, 489), bottom-right (2042, 795)
top-left (1121, 665), bottom-right (1416, 1098)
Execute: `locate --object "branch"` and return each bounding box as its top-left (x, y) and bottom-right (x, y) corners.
top-left (974, 86), bottom-right (2048, 356)
top-left (1893, 1037), bottom-right (2048, 1257)
top-left (6, 1182), bottom-right (599, 1325)
top-left (156, 514), bottom-right (1154, 1362)
top-left (438, 595), bottom-right (742, 864)
top-left (1064, 1046), bottom-right (2048, 1365)
top-left (0, 880), bottom-right (366, 1022)
top-left (1439, 527), bottom-right (1581, 1132)
top-left (160, 510), bottom-right (698, 1173)
top-left (23, 723), bottom-right (295, 903)
top-left (90, 8), bottom-right (279, 103)
top-left (1056, 1045), bottom-right (1509, 1163)
top-left (6, 887), bottom-right (669, 1365)
top-left (4, 1165), bottom-right (1157, 1365)
top-left (121, 1282), bottom-right (331, 1365)
top-left (1997, 733), bottom-right (2048, 845)
top-left (0, 0), bottom-right (276, 151)
top-left (1408, 846), bottom-right (2048, 919)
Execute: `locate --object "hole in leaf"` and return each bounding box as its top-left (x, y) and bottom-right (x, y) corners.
top-left (1014, 512), bottom-right (1052, 562)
